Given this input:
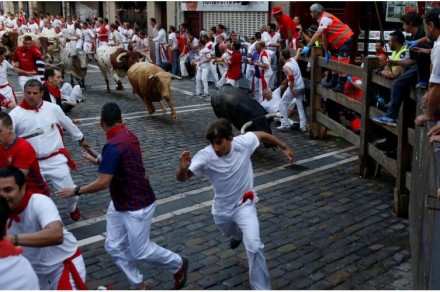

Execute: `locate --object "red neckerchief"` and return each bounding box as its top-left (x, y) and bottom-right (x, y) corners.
top-left (7, 190), bottom-right (32, 229)
top-left (269, 31), bottom-right (276, 37)
top-left (19, 99), bottom-right (43, 112)
top-left (106, 125), bottom-right (125, 141)
top-left (0, 239), bottom-right (23, 258)
top-left (44, 82), bottom-right (61, 100)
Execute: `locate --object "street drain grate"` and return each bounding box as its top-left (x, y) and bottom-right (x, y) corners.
top-left (284, 164), bottom-right (309, 171)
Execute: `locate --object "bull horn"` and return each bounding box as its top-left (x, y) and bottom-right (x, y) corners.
top-left (240, 121), bottom-right (253, 134)
top-left (116, 52), bottom-right (128, 63)
top-left (265, 113), bottom-right (282, 119)
top-left (149, 73), bottom-right (158, 80)
top-left (139, 51), bottom-right (152, 63)
top-left (169, 73), bottom-right (182, 80)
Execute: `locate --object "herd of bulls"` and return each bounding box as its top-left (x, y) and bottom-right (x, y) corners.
top-left (1, 32), bottom-right (278, 138)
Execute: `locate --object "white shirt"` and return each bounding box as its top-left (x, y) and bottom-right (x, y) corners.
top-left (168, 32), bottom-right (178, 50)
top-left (196, 45), bottom-right (211, 69)
top-left (0, 247), bottom-right (40, 289)
top-left (264, 32), bottom-right (281, 53)
top-left (430, 40), bottom-right (440, 84)
top-left (131, 34), bottom-right (142, 51)
top-left (7, 195), bottom-right (79, 276)
top-left (258, 49), bottom-right (273, 76)
top-left (189, 132), bottom-right (260, 216)
top-left (122, 28), bottom-right (134, 43)
top-left (83, 28), bottom-right (95, 42)
top-left (41, 27), bottom-right (56, 35)
top-left (261, 87), bottom-right (282, 113)
top-left (153, 28), bottom-right (167, 44)
top-left (0, 59), bottom-right (14, 86)
top-left (75, 28), bottom-right (83, 40)
top-left (10, 101), bottom-right (84, 158)
top-left (284, 58), bottom-right (305, 90)
top-left (27, 22), bottom-right (39, 34)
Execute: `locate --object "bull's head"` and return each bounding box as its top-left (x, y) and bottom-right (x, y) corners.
top-left (116, 51), bottom-right (152, 71)
top-left (69, 49), bottom-right (88, 77)
top-left (148, 71), bottom-right (172, 98)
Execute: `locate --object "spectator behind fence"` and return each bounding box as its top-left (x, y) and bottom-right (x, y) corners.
top-left (415, 8), bottom-right (440, 129)
top-left (373, 12), bottom-right (432, 127)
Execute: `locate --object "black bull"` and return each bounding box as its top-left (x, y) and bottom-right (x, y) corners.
top-left (211, 86), bottom-right (277, 146)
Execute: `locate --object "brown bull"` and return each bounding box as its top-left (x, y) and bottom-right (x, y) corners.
top-left (127, 62), bottom-right (181, 120)
top-left (1, 32), bottom-right (18, 57)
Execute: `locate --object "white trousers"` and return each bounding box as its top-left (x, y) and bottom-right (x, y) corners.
top-left (39, 154), bottom-right (78, 212)
top-left (61, 83), bottom-right (82, 103)
top-left (0, 84), bottom-right (17, 103)
top-left (279, 88), bottom-right (307, 129)
top-left (75, 40), bottom-right (83, 50)
top-left (179, 54), bottom-right (188, 77)
top-left (83, 41), bottom-right (93, 53)
top-left (38, 254), bottom-right (86, 290)
top-left (195, 66), bottom-right (210, 95)
top-left (105, 201), bottom-right (183, 288)
top-left (245, 67), bottom-right (255, 91)
top-left (209, 61), bottom-right (219, 84)
top-left (19, 76), bottom-right (40, 91)
top-left (213, 202), bottom-right (271, 290)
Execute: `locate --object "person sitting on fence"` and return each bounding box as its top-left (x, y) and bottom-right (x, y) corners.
top-left (373, 52), bottom-right (392, 111)
top-left (374, 12), bottom-right (432, 127)
top-left (379, 31), bottom-right (409, 80)
top-left (375, 40), bottom-right (388, 57)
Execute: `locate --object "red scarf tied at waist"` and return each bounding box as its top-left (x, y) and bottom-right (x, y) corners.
top-left (39, 148), bottom-right (77, 172)
top-left (44, 82), bottom-right (61, 100)
top-left (57, 248), bottom-right (88, 290)
top-left (7, 190), bottom-right (32, 229)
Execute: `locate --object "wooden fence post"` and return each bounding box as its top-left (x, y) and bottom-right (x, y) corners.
top-left (309, 46), bottom-right (324, 139)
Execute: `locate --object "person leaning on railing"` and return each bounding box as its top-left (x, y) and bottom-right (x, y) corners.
top-left (415, 8), bottom-right (440, 131)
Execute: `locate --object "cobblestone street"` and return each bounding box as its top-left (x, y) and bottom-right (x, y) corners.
top-left (8, 65), bottom-right (412, 290)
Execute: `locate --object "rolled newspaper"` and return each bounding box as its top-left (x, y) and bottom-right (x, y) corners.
top-left (20, 128), bottom-right (44, 139)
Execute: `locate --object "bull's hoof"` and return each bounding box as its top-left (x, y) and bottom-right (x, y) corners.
top-left (148, 110), bottom-right (156, 115)
top-left (116, 86), bottom-right (124, 91)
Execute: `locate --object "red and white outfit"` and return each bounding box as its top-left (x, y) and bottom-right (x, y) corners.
top-left (152, 28), bottom-right (168, 64)
top-left (0, 240), bottom-right (40, 289)
top-left (98, 25), bottom-right (109, 47)
top-left (9, 101), bottom-right (84, 213)
top-left (11, 46), bottom-right (43, 90)
top-left (254, 49), bottom-right (273, 103)
top-left (225, 49), bottom-right (242, 87)
top-left (279, 58), bottom-right (306, 130)
top-left (195, 44), bottom-right (211, 96)
top-left (262, 31), bottom-right (281, 89)
top-left (245, 41), bottom-right (258, 91)
top-left (7, 194), bottom-right (86, 289)
top-left (83, 28), bottom-right (95, 54)
top-left (0, 58), bottom-right (18, 104)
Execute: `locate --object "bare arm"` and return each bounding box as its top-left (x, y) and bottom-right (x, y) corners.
top-left (56, 173), bottom-right (113, 198)
top-left (253, 131), bottom-right (294, 163)
top-left (5, 221), bottom-right (63, 247)
top-left (415, 83), bottom-right (440, 126)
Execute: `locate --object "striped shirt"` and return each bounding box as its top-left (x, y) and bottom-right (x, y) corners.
top-left (99, 125), bottom-right (155, 211)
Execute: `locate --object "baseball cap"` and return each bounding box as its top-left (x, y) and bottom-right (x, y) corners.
top-left (272, 6), bottom-right (282, 14)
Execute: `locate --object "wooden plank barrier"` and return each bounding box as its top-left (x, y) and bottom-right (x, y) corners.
top-left (299, 46), bottom-right (422, 218)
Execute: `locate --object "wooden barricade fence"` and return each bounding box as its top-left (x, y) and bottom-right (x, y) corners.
top-left (301, 46), bottom-right (418, 218)
top-left (297, 46), bottom-right (440, 288)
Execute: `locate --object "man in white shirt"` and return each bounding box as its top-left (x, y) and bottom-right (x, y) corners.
top-left (1, 167), bottom-right (87, 289)
top-left (263, 23), bottom-right (281, 89)
top-left (9, 79), bottom-right (90, 221)
top-left (121, 22), bottom-right (134, 50)
top-left (194, 39), bottom-right (211, 97)
top-left (168, 25), bottom-right (179, 75)
top-left (177, 118), bottom-right (293, 290)
top-left (0, 195), bottom-right (40, 290)
top-left (152, 23), bottom-right (168, 64)
top-left (82, 22), bottom-right (95, 62)
top-left (27, 17), bottom-right (40, 34)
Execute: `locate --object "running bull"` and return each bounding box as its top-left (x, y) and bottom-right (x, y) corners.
top-left (127, 62), bottom-right (181, 120)
top-left (211, 86), bottom-right (279, 138)
top-left (95, 46), bottom-right (151, 93)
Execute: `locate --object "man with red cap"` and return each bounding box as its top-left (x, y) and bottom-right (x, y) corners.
top-left (272, 5), bottom-right (298, 50)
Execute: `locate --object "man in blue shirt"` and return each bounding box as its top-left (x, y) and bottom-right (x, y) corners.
top-left (57, 102), bottom-right (188, 290)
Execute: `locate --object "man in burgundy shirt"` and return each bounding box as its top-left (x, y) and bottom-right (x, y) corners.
top-left (12, 35), bottom-right (42, 90)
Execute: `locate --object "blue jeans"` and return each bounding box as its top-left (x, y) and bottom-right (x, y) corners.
top-left (172, 49), bottom-right (180, 75)
top-left (386, 65), bottom-right (418, 119)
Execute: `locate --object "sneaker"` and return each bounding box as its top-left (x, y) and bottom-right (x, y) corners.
top-left (174, 257), bottom-right (189, 290)
top-left (202, 94), bottom-right (210, 98)
top-left (70, 207), bottom-right (80, 221)
top-left (277, 125), bottom-right (291, 132)
top-left (372, 116), bottom-right (397, 127)
top-left (416, 81), bottom-right (427, 89)
top-left (297, 127), bottom-right (307, 133)
top-left (193, 93), bottom-right (202, 97)
top-left (230, 238), bottom-right (242, 250)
